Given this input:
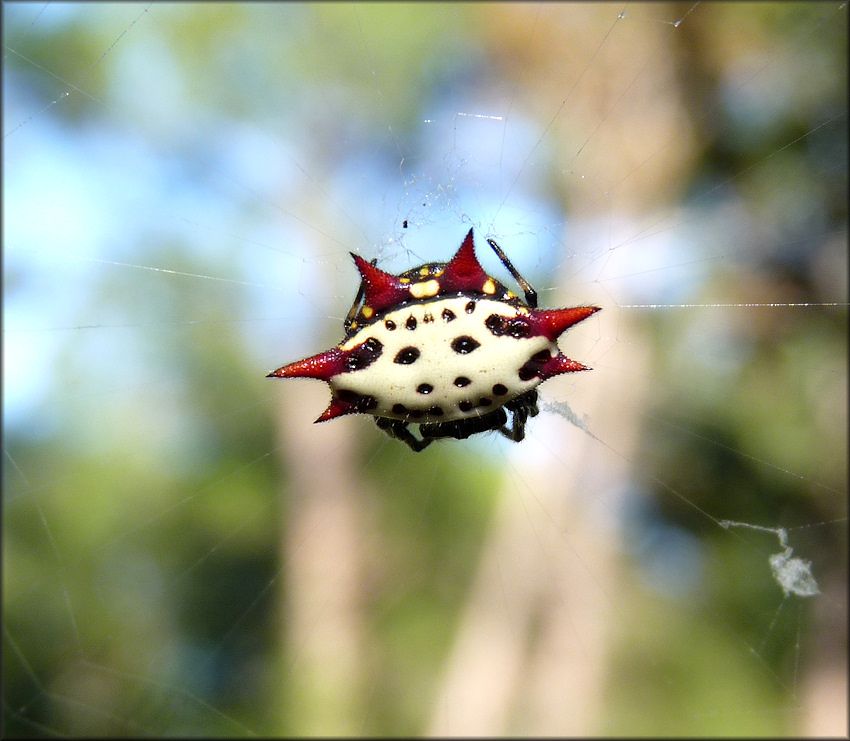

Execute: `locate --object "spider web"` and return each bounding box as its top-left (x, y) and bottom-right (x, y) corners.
top-left (3, 2), bottom-right (847, 736)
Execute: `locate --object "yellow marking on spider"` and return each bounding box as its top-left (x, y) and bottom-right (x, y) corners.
top-left (400, 277), bottom-right (411, 284)
top-left (482, 278), bottom-right (496, 294)
top-left (362, 305), bottom-right (374, 318)
top-left (409, 279), bottom-right (440, 299)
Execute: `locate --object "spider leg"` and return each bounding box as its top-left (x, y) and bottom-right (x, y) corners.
top-left (486, 237), bottom-right (538, 308)
top-left (499, 405), bottom-right (529, 442)
top-left (498, 390), bottom-right (540, 442)
top-left (375, 417), bottom-right (432, 452)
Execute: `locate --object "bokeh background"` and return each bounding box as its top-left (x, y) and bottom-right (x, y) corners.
top-left (3, 2), bottom-right (847, 736)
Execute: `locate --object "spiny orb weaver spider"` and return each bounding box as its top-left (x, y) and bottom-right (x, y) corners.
top-left (268, 229), bottom-right (600, 452)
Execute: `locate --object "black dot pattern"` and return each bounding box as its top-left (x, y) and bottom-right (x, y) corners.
top-left (337, 389), bottom-right (359, 403)
top-left (484, 314), bottom-right (503, 334)
top-left (451, 336), bottom-right (480, 354)
top-left (394, 346), bottom-right (420, 364)
top-left (485, 313), bottom-right (530, 338)
top-left (346, 337), bottom-right (383, 371)
top-left (393, 403), bottom-right (423, 419)
top-left (518, 349), bottom-right (551, 381)
top-left (337, 389), bottom-right (378, 412)
top-left (338, 295), bottom-right (561, 424)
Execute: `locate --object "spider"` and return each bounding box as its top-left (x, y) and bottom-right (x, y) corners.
top-left (268, 229), bottom-right (599, 451)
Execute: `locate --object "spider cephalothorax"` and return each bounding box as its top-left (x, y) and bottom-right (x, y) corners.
top-left (268, 229), bottom-right (600, 451)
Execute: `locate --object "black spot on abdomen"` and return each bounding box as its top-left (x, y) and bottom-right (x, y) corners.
top-left (485, 314), bottom-right (504, 335)
top-left (485, 313), bottom-right (529, 338)
top-left (337, 388), bottom-right (378, 412)
top-left (346, 337), bottom-right (383, 371)
top-left (451, 336), bottom-right (480, 354)
top-left (518, 349), bottom-right (551, 381)
top-left (394, 346), bottom-right (420, 364)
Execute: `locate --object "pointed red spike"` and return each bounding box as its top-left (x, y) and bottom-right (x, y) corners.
top-left (315, 396), bottom-right (357, 423)
top-left (266, 347), bottom-right (348, 382)
top-left (538, 353), bottom-right (591, 380)
top-left (527, 305), bottom-right (600, 341)
top-left (439, 228), bottom-right (491, 294)
top-left (350, 253), bottom-right (410, 315)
